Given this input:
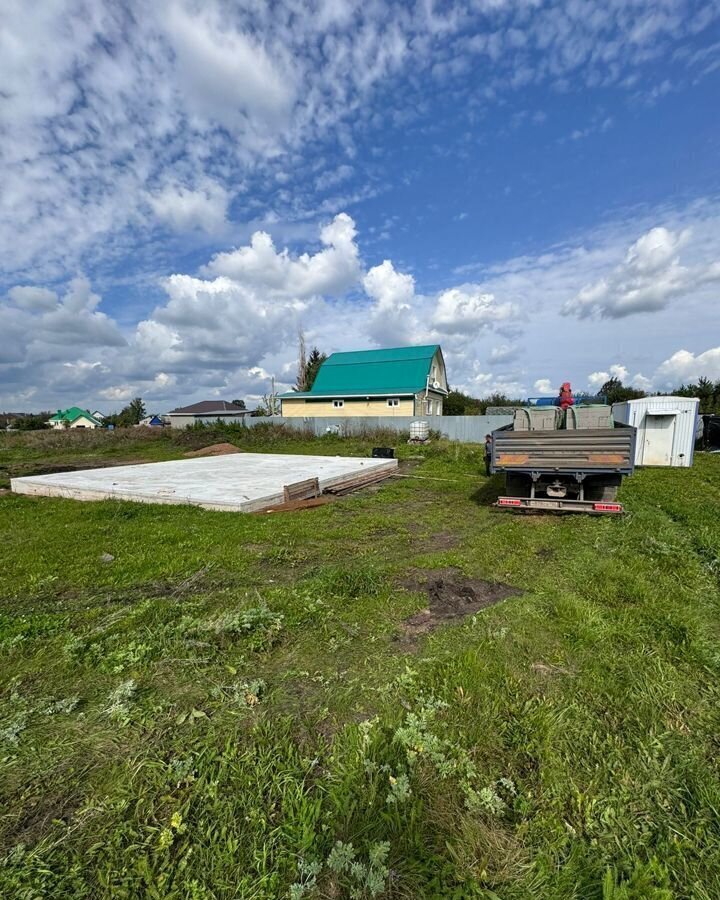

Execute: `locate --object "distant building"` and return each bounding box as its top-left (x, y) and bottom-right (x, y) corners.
top-left (166, 400), bottom-right (252, 429)
top-left (48, 407), bottom-right (104, 429)
top-left (280, 344), bottom-right (448, 417)
top-left (92, 410), bottom-right (106, 421)
top-left (138, 415), bottom-right (166, 427)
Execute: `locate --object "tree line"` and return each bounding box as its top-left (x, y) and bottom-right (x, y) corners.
top-left (444, 375), bottom-right (720, 416)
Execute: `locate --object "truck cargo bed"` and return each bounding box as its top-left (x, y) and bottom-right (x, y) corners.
top-left (492, 425), bottom-right (635, 475)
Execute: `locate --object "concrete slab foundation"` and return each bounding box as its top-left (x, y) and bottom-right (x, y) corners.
top-left (10, 453), bottom-right (398, 513)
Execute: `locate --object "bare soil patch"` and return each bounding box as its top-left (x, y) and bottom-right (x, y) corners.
top-left (184, 442), bottom-right (242, 458)
top-left (397, 567), bottom-right (520, 644)
top-left (11, 458), bottom-right (150, 478)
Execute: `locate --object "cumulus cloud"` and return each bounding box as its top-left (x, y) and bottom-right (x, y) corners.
top-left (534, 378), bottom-right (553, 394)
top-left (7, 286), bottom-right (58, 310)
top-left (564, 226), bottom-right (720, 318)
top-left (147, 181), bottom-right (229, 233)
top-left (4, 205), bottom-right (720, 412)
top-left (432, 287), bottom-right (519, 334)
top-left (204, 213), bottom-right (361, 298)
top-left (654, 347), bottom-right (720, 386)
top-left (363, 259), bottom-right (416, 343)
top-left (587, 364), bottom-right (630, 390)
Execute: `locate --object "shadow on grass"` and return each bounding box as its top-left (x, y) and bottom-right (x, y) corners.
top-left (470, 474), bottom-right (505, 506)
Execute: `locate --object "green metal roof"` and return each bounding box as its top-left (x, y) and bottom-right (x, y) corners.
top-left (280, 345), bottom-right (442, 398)
top-left (49, 407), bottom-right (103, 426)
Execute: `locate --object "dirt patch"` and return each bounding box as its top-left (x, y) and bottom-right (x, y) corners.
top-left (184, 442), bottom-right (242, 458)
top-left (428, 531), bottom-right (460, 551)
top-left (397, 567), bottom-right (520, 644)
top-left (3, 789), bottom-right (83, 851)
top-left (11, 458), bottom-right (150, 478)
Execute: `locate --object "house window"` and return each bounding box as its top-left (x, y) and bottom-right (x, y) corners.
top-left (333, 399), bottom-right (344, 409)
top-left (435, 400), bottom-right (442, 415)
top-left (387, 398), bottom-right (400, 408)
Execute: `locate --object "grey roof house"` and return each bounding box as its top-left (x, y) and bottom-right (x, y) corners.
top-left (167, 401), bottom-right (251, 429)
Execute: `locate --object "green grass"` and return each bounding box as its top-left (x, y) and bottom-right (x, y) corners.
top-left (1, 427), bottom-right (719, 898)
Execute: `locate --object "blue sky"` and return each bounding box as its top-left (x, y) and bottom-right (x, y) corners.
top-left (1, 0), bottom-right (720, 411)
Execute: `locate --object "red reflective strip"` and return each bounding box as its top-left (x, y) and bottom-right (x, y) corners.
top-left (593, 502), bottom-right (622, 512)
top-left (498, 498), bottom-right (522, 506)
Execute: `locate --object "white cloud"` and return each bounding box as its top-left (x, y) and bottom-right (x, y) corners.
top-left (204, 213), bottom-right (361, 298)
top-left (163, 4), bottom-right (295, 131)
top-left (587, 364), bottom-right (629, 389)
top-left (7, 286), bottom-right (58, 310)
top-left (588, 371), bottom-right (609, 390)
top-left (564, 226), bottom-right (720, 318)
top-left (363, 260), bottom-right (415, 312)
top-left (148, 181), bottom-right (229, 233)
top-left (4, 203), bottom-right (720, 413)
top-left (432, 287), bottom-right (519, 333)
top-left (654, 347), bottom-right (720, 387)
top-left (1, 0), bottom-right (718, 286)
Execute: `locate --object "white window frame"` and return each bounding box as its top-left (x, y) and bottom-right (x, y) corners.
top-left (332, 399), bottom-right (345, 409)
top-left (387, 398), bottom-right (400, 408)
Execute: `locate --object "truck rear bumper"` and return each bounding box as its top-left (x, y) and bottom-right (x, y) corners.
top-left (495, 496), bottom-right (624, 514)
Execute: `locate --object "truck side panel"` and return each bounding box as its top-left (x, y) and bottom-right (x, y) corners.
top-left (491, 426), bottom-right (635, 475)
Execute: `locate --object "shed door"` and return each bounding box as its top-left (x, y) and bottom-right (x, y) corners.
top-left (641, 413), bottom-right (675, 466)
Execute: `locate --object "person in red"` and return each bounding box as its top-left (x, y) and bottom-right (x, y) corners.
top-left (558, 381), bottom-right (574, 411)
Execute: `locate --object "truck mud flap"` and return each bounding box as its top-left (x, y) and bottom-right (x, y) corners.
top-left (495, 496), bottom-right (624, 514)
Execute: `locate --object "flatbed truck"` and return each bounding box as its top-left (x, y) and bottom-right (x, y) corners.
top-left (491, 423), bottom-right (637, 514)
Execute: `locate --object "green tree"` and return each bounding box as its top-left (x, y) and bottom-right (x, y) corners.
top-left (112, 397), bottom-right (146, 426)
top-left (14, 413), bottom-right (51, 431)
top-left (293, 331), bottom-right (326, 393)
top-left (231, 399), bottom-right (246, 409)
top-left (304, 348), bottom-right (327, 391)
top-left (599, 377), bottom-right (645, 406)
top-left (444, 390), bottom-right (482, 416)
top-left (675, 376), bottom-right (720, 413)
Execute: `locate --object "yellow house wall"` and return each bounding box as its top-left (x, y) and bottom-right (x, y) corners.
top-left (50, 416), bottom-right (99, 429)
top-left (70, 417), bottom-right (100, 428)
top-left (281, 397), bottom-right (415, 417)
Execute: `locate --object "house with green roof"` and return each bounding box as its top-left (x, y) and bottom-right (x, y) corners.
top-left (47, 407), bottom-right (104, 430)
top-left (280, 345), bottom-right (448, 418)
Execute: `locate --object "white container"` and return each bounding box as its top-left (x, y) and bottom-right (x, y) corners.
top-left (612, 397), bottom-right (700, 467)
top-left (409, 420), bottom-right (430, 441)
top-left (565, 405), bottom-right (613, 430)
top-left (513, 407), bottom-right (562, 431)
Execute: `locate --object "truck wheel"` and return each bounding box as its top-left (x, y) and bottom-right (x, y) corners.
top-left (585, 476), bottom-right (620, 501)
top-left (505, 473), bottom-right (530, 497)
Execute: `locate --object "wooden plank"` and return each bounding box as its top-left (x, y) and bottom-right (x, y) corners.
top-left (283, 477), bottom-right (320, 502)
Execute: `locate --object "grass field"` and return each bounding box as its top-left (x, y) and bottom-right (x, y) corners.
top-left (1, 427), bottom-right (719, 899)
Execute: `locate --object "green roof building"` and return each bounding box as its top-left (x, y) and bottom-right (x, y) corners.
top-left (280, 344), bottom-right (448, 418)
top-left (48, 407), bottom-right (104, 429)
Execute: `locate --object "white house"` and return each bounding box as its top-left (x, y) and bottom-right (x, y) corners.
top-left (47, 407), bottom-right (104, 429)
top-left (167, 401), bottom-right (252, 429)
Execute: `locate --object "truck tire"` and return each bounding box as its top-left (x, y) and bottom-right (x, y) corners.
top-left (585, 476), bottom-right (621, 501)
top-left (505, 472), bottom-right (530, 498)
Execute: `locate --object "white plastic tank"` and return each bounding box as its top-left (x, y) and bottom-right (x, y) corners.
top-left (612, 396), bottom-right (699, 467)
top-left (409, 420), bottom-right (430, 441)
